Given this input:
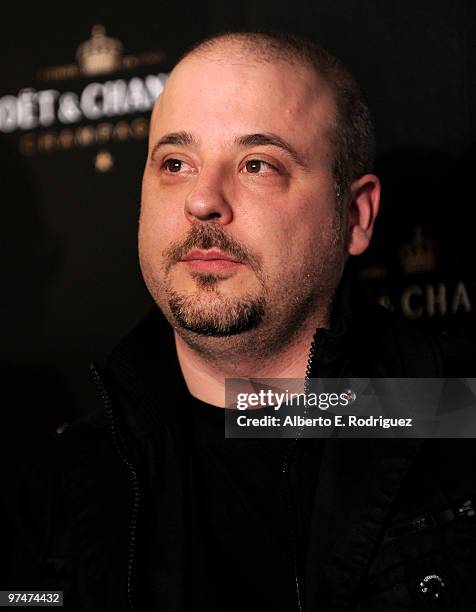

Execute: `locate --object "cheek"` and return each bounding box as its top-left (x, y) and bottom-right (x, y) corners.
top-left (139, 185), bottom-right (186, 258)
top-left (138, 213), bottom-right (174, 282)
top-left (139, 204), bottom-right (162, 253)
top-left (268, 196), bottom-right (329, 248)
top-left (260, 196), bottom-right (337, 273)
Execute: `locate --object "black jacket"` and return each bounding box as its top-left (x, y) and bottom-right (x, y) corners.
top-left (7, 282), bottom-right (476, 612)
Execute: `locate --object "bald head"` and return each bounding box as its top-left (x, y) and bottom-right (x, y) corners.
top-left (170, 31), bottom-right (376, 200)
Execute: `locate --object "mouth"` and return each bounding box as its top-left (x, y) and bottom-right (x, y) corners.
top-left (180, 249), bottom-right (244, 273)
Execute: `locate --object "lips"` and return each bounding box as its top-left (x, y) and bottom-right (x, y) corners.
top-left (180, 249), bottom-right (243, 272)
top-left (181, 249), bottom-right (240, 263)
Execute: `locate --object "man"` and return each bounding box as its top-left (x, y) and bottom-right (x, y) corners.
top-left (9, 31), bottom-right (476, 611)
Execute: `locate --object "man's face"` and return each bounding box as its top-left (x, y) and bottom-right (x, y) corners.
top-left (139, 50), bottom-right (346, 339)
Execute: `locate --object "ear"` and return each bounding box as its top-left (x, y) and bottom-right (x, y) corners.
top-left (345, 174), bottom-right (381, 256)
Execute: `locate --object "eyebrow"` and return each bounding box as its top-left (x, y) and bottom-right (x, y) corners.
top-left (150, 131), bottom-right (196, 161)
top-left (150, 130), bottom-right (308, 168)
top-left (235, 132), bottom-right (308, 168)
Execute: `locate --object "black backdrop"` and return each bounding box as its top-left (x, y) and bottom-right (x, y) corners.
top-left (1, 1), bottom-right (475, 490)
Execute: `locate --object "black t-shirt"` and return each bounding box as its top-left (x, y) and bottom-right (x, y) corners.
top-left (187, 394), bottom-right (323, 612)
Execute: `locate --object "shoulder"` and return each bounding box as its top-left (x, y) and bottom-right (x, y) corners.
top-left (8, 404), bottom-right (132, 589)
top-left (12, 406), bottom-right (127, 535)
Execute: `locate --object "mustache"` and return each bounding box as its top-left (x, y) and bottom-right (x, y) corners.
top-left (163, 223), bottom-right (262, 274)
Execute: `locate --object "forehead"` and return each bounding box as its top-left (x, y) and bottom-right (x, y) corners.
top-left (151, 52), bottom-right (336, 155)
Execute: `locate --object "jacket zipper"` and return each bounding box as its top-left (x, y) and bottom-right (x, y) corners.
top-left (282, 332), bottom-right (318, 612)
top-left (89, 363), bottom-right (141, 612)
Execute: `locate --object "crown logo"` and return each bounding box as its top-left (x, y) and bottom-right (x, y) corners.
top-left (76, 25), bottom-right (123, 76)
top-left (399, 226), bottom-right (439, 274)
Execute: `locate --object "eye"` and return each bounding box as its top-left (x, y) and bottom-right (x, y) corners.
top-left (161, 158), bottom-right (185, 173)
top-left (243, 159), bottom-right (277, 175)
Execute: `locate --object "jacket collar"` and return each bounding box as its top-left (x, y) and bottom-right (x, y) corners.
top-left (307, 262), bottom-right (356, 378)
top-left (101, 307), bottom-right (190, 438)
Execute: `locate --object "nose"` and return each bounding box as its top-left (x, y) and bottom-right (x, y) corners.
top-left (184, 168), bottom-right (233, 225)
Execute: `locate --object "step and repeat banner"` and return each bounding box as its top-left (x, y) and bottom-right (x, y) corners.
top-left (1, 2), bottom-right (475, 450)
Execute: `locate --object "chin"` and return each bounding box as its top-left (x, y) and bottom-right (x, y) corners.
top-left (167, 291), bottom-right (266, 337)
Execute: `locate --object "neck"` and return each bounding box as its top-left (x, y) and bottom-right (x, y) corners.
top-left (174, 311), bottom-right (328, 408)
